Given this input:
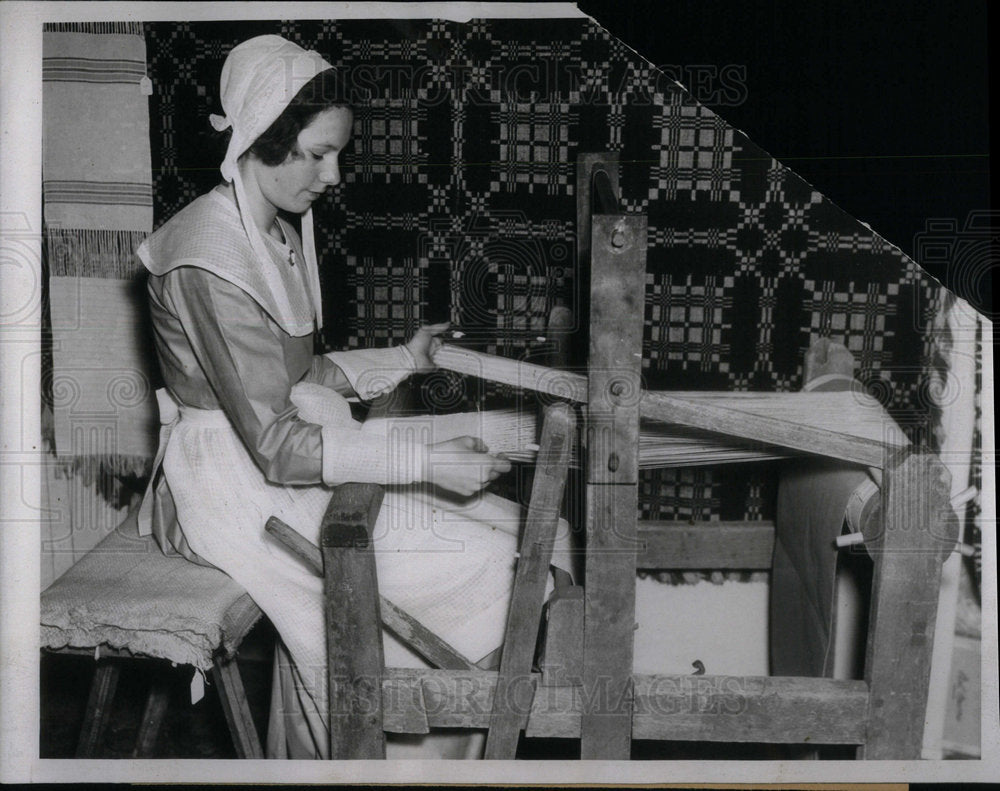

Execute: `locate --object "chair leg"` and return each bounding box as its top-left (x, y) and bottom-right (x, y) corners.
top-left (76, 660), bottom-right (120, 758)
top-left (212, 655), bottom-right (264, 759)
top-left (132, 677), bottom-right (171, 757)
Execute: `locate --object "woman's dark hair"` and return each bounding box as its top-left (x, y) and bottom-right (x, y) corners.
top-left (246, 69), bottom-right (351, 166)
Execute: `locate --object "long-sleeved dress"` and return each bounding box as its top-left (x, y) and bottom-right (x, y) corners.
top-left (137, 188), bottom-right (568, 758)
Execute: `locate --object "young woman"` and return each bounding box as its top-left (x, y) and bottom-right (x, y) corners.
top-left (137, 34), bottom-right (568, 759)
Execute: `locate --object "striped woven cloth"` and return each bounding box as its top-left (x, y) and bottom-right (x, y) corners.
top-left (43, 23), bottom-right (158, 477)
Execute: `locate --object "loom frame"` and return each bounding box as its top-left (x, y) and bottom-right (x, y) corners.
top-left (278, 153), bottom-right (956, 761)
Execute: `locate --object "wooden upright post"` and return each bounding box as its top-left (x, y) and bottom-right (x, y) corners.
top-left (321, 483), bottom-right (387, 759)
top-left (574, 153), bottom-right (620, 370)
top-left (576, 154), bottom-right (619, 268)
top-left (484, 402), bottom-right (576, 758)
top-left (580, 166), bottom-right (647, 758)
top-left (860, 450), bottom-right (955, 758)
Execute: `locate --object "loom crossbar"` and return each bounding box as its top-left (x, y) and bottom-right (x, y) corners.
top-left (380, 668), bottom-right (870, 745)
top-left (637, 520), bottom-right (776, 570)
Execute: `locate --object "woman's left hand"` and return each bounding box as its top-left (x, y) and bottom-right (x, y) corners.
top-left (406, 321), bottom-right (450, 373)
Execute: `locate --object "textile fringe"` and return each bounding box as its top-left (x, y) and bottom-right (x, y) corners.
top-left (52, 453), bottom-right (152, 482)
top-left (45, 227), bottom-right (147, 279)
top-left (638, 569), bottom-right (770, 585)
top-left (52, 453), bottom-right (150, 510)
top-left (43, 22), bottom-right (144, 35)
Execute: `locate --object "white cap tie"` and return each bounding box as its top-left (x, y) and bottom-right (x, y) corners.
top-left (213, 35), bottom-right (334, 332)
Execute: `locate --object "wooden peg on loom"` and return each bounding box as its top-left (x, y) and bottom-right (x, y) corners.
top-left (834, 483), bottom-right (978, 556)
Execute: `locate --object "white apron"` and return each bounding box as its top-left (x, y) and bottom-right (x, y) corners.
top-left (152, 381), bottom-right (569, 757)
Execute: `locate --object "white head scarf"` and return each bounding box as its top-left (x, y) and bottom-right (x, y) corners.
top-left (208, 34), bottom-right (334, 331)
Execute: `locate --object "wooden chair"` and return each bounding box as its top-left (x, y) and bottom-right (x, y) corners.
top-left (41, 510), bottom-right (264, 758)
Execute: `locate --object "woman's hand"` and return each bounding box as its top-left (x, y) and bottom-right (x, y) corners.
top-left (406, 322), bottom-right (450, 373)
top-left (424, 435), bottom-right (512, 497)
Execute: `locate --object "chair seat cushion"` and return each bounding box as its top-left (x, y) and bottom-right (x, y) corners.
top-left (41, 510), bottom-right (261, 671)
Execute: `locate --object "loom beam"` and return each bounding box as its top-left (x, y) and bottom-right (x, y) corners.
top-left (431, 346), bottom-right (901, 470)
top-left (380, 668), bottom-right (871, 745)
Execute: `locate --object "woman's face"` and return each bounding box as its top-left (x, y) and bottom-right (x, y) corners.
top-left (254, 106), bottom-right (353, 215)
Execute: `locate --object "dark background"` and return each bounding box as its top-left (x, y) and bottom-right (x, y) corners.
top-left (576, 0), bottom-right (993, 318)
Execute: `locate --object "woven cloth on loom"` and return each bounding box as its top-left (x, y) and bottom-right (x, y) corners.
top-left (43, 25), bottom-right (158, 475)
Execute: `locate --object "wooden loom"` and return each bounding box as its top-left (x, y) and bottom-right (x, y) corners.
top-left (272, 152), bottom-right (956, 760)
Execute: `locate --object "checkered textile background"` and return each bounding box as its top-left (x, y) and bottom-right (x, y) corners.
top-left (144, 19), bottom-right (948, 524)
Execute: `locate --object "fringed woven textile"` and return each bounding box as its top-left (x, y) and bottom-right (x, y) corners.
top-left (43, 24), bottom-right (157, 482)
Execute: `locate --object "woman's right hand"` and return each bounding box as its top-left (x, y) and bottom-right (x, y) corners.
top-left (424, 436), bottom-right (512, 496)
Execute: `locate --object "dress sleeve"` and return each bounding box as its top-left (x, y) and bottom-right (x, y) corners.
top-left (161, 267), bottom-right (425, 486)
top-left (302, 354), bottom-right (354, 395)
top-left (324, 346), bottom-right (417, 400)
